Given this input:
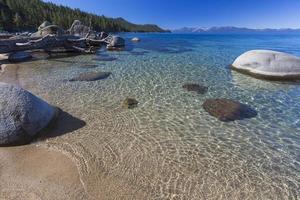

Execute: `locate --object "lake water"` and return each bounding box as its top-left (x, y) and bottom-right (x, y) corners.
top-left (4, 33), bottom-right (300, 199)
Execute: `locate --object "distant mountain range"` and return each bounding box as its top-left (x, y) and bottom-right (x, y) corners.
top-left (172, 26), bottom-right (300, 34)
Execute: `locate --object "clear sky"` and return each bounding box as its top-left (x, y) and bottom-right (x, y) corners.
top-left (44, 0), bottom-right (300, 29)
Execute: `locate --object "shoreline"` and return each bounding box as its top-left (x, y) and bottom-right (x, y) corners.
top-left (0, 145), bottom-right (89, 200)
top-left (0, 62), bottom-right (91, 199)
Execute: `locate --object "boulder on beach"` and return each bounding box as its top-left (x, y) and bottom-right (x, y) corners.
top-left (202, 98), bottom-right (257, 122)
top-left (183, 83), bottom-right (208, 94)
top-left (8, 51), bottom-right (32, 63)
top-left (0, 82), bottom-right (57, 146)
top-left (38, 21), bottom-right (52, 31)
top-left (68, 20), bottom-right (91, 38)
top-left (131, 37), bottom-right (141, 42)
top-left (69, 72), bottom-right (111, 81)
top-left (232, 50), bottom-right (300, 80)
top-left (31, 25), bottom-right (64, 38)
top-left (123, 98), bottom-right (139, 109)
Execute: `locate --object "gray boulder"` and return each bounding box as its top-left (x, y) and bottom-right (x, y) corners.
top-left (38, 21), bottom-right (52, 31)
top-left (31, 25), bottom-right (64, 38)
top-left (68, 20), bottom-right (91, 37)
top-left (0, 83), bottom-right (57, 146)
top-left (232, 50), bottom-right (300, 80)
top-left (107, 36), bottom-right (125, 48)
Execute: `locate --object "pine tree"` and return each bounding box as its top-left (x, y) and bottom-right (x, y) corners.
top-left (13, 12), bottom-right (21, 28)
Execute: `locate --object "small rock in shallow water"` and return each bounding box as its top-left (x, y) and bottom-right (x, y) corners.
top-left (123, 98), bottom-right (139, 109)
top-left (131, 37), bottom-right (141, 42)
top-left (0, 82), bottom-right (58, 146)
top-left (183, 83), bottom-right (208, 94)
top-left (79, 64), bottom-right (98, 69)
top-left (202, 98), bottom-right (257, 122)
top-left (8, 51), bottom-right (32, 63)
top-left (69, 72), bottom-right (111, 82)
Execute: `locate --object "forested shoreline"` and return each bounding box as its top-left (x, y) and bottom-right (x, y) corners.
top-left (0, 0), bottom-right (167, 32)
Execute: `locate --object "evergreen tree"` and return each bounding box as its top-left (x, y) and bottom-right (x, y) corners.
top-left (0, 0), bottom-right (167, 32)
top-left (13, 12), bottom-right (21, 27)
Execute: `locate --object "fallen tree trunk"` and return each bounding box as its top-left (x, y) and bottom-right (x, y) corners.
top-left (0, 34), bottom-right (110, 54)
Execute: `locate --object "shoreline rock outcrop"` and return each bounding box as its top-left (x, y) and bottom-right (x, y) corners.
top-left (232, 50), bottom-right (300, 81)
top-left (0, 82), bottom-right (57, 146)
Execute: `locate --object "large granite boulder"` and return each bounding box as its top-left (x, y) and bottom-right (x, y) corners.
top-left (8, 51), bottom-right (32, 63)
top-left (38, 21), bottom-right (52, 31)
top-left (68, 20), bottom-right (90, 37)
top-left (203, 98), bottom-right (257, 122)
top-left (31, 25), bottom-right (64, 38)
top-left (232, 50), bottom-right (300, 80)
top-left (107, 36), bottom-right (125, 50)
top-left (0, 83), bottom-right (57, 146)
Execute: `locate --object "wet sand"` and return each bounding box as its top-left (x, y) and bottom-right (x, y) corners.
top-left (0, 145), bottom-right (88, 200)
top-left (0, 63), bottom-right (89, 200)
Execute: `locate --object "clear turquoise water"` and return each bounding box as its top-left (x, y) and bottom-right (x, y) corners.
top-left (4, 33), bottom-right (300, 199)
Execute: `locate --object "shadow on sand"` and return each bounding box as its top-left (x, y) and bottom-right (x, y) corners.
top-left (37, 109), bottom-right (86, 141)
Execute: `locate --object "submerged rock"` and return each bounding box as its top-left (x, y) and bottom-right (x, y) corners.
top-left (131, 37), bottom-right (141, 42)
top-left (69, 72), bottom-right (111, 81)
top-left (203, 98), bottom-right (257, 122)
top-left (79, 64), bottom-right (98, 69)
top-left (8, 51), bottom-right (32, 63)
top-left (183, 83), bottom-right (208, 94)
top-left (123, 98), bottom-right (139, 109)
top-left (0, 82), bottom-right (57, 146)
top-left (232, 50), bottom-right (300, 81)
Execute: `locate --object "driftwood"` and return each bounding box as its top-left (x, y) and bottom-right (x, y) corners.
top-left (0, 34), bottom-right (111, 54)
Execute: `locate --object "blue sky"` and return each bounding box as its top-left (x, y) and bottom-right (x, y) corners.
top-left (44, 0), bottom-right (300, 29)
